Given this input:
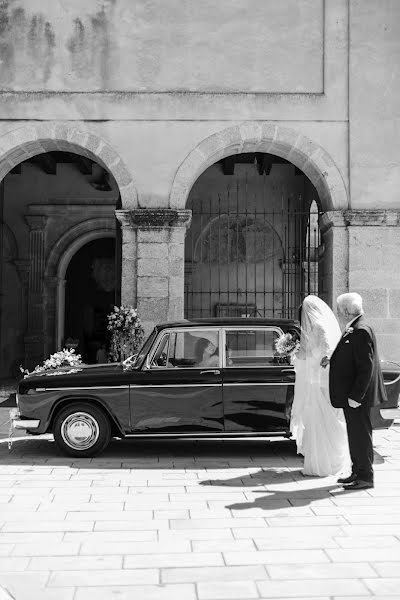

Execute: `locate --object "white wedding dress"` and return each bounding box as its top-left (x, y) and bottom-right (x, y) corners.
top-left (290, 295), bottom-right (350, 477)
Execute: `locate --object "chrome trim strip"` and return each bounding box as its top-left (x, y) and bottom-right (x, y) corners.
top-left (13, 419), bottom-right (40, 429)
top-left (35, 385), bottom-right (130, 392)
top-left (146, 365), bottom-right (290, 371)
top-left (223, 382), bottom-right (294, 386)
top-left (124, 431), bottom-right (290, 438)
top-left (224, 365), bottom-right (292, 369)
top-left (130, 383), bottom-right (221, 388)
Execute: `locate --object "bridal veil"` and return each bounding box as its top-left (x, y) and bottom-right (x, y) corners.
top-left (290, 295), bottom-right (350, 476)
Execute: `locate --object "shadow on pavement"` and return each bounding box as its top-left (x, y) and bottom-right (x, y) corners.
top-left (0, 435), bottom-right (299, 466)
top-left (224, 483), bottom-right (356, 512)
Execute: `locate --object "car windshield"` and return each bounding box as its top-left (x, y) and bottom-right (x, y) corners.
top-left (129, 329), bottom-right (158, 368)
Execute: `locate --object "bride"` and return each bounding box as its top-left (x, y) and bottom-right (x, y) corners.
top-left (290, 295), bottom-right (350, 477)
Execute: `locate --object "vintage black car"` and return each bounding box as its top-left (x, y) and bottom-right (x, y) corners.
top-left (12, 318), bottom-right (400, 457)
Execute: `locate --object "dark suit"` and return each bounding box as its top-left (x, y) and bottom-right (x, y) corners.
top-left (329, 315), bottom-right (387, 483)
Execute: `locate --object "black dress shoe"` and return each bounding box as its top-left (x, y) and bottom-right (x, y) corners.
top-left (342, 479), bottom-right (374, 490)
top-left (337, 474), bottom-right (357, 484)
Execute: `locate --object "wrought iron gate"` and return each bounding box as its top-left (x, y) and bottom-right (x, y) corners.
top-left (184, 187), bottom-right (322, 320)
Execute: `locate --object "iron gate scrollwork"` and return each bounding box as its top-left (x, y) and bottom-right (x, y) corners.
top-left (184, 184), bottom-right (322, 320)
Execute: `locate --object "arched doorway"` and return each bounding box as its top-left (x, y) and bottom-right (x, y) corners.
top-left (184, 153), bottom-right (322, 319)
top-left (0, 145), bottom-right (123, 377)
top-left (64, 238), bottom-right (117, 363)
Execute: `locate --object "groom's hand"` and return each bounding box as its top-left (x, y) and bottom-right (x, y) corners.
top-left (320, 356), bottom-right (329, 368)
top-left (348, 398), bottom-right (361, 408)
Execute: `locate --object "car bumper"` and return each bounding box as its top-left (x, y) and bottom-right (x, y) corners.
top-left (10, 409), bottom-right (41, 431)
top-left (380, 407), bottom-right (400, 419)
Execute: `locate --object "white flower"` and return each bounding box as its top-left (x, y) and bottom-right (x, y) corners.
top-left (275, 333), bottom-right (300, 356)
top-left (28, 349), bottom-right (83, 375)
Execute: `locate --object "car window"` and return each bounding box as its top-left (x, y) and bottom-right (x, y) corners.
top-left (149, 334), bottom-right (170, 367)
top-left (150, 329), bottom-right (220, 369)
top-left (225, 328), bottom-right (282, 367)
top-left (132, 329), bottom-right (158, 367)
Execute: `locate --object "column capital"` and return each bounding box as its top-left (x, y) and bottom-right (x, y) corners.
top-left (319, 210), bottom-right (346, 233)
top-left (25, 215), bottom-right (48, 231)
top-left (116, 208), bottom-right (192, 229)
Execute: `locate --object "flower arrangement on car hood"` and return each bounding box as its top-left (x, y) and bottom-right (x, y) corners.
top-left (107, 305), bottom-right (144, 362)
top-left (22, 348), bottom-right (83, 377)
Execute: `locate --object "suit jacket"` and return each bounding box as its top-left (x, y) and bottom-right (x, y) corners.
top-left (329, 315), bottom-right (387, 408)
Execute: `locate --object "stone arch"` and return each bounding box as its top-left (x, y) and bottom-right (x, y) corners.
top-left (46, 218), bottom-right (116, 279)
top-left (169, 123), bottom-right (348, 212)
top-left (44, 218), bottom-right (116, 350)
top-left (0, 123), bottom-right (137, 208)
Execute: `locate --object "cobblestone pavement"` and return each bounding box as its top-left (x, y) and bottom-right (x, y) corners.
top-left (0, 417), bottom-right (399, 600)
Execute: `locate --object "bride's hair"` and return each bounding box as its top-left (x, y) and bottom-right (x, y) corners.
top-left (297, 304), bottom-right (303, 324)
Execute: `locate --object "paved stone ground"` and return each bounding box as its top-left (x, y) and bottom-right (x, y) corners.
top-left (0, 411), bottom-right (399, 600)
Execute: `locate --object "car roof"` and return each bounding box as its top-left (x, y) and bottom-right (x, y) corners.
top-left (154, 318), bottom-right (300, 331)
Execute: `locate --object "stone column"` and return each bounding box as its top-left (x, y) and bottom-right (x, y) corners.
top-left (24, 215), bottom-right (48, 369)
top-left (319, 211), bottom-right (348, 308)
top-left (115, 210), bottom-right (138, 307)
top-left (116, 209), bottom-right (192, 333)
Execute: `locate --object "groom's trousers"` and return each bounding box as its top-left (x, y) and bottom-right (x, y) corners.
top-left (343, 404), bottom-right (374, 483)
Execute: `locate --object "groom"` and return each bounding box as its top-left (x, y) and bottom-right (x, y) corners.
top-left (329, 292), bottom-right (387, 490)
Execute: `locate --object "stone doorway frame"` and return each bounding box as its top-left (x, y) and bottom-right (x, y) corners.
top-left (45, 222), bottom-right (116, 351)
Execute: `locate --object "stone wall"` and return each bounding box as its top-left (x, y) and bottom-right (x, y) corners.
top-left (0, 0), bottom-right (324, 93)
top-left (346, 210), bottom-right (400, 361)
top-left (349, 0), bottom-right (400, 209)
top-left (1, 1), bottom-right (400, 364)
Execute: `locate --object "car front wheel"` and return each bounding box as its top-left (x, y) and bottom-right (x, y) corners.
top-left (53, 403), bottom-right (111, 457)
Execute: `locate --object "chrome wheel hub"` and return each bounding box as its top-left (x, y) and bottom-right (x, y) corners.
top-left (61, 412), bottom-right (99, 450)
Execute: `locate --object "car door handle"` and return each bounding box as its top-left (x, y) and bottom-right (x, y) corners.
top-left (281, 369), bottom-right (295, 373)
top-left (200, 370), bottom-right (220, 375)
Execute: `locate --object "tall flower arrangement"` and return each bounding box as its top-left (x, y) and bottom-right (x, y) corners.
top-left (107, 305), bottom-right (144, 362)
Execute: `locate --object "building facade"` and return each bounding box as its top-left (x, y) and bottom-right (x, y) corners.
top-left (1, 0), bottom-right (400, 378)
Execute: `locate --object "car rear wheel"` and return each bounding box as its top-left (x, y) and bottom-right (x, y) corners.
top-left (53, 403), bottom-right (111, 457)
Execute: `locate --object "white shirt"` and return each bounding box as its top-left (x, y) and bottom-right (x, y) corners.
top-left (344, 312), bottom-right (363, 332)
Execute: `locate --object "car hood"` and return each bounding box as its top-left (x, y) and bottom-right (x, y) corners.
top-left (18, 362), bottom-right (128, 392)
